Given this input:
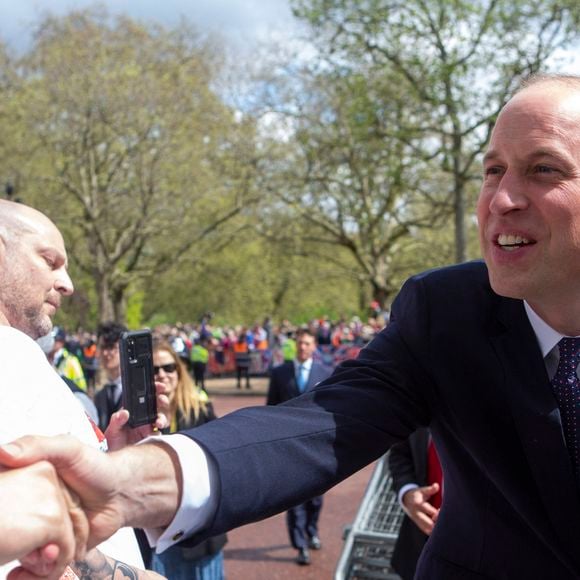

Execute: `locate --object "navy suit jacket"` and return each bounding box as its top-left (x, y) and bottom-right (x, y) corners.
top-left (266, 360), bottom-right (331, 406)
top-left (184, 261), bottom-right (580, 578)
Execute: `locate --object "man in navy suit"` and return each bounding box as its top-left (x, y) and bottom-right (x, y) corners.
top-left (267, 328), bottom-right (331, 565)
top-left (11, 74), bottom-right (580, 579)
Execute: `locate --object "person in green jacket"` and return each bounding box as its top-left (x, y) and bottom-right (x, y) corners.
top-left (190, 339), bottom-right (209, 392)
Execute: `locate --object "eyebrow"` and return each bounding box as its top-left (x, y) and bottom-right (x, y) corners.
top-left (482, 147), bottom-right (573, 166)
top-left (39, 246), bottom-right (68, 267)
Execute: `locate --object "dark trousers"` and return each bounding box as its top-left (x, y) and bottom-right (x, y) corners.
top-left (192, 362), bottom-right (206, 390)
top-left (236, 366), bottom-right (251, 389)
top-left (286, 495), bottom-right (323, 550)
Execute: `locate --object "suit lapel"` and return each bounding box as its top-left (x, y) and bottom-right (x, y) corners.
top-left (304, 363), bottom-right (316, 392)
top-left (491, 297), bottom-right (580, 566)
top-left (304, 362), bottom-right (325, 391)
top-left (285, 362), bottom-right (301, 397)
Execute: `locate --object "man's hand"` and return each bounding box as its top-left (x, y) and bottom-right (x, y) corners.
top-left (0, 461), bottom-right (88, 578)
top-left (401, 483), bottom-right (440, 535)
top-left (104, 381), bottom-right (170, 451)
top-left (0, 435), bottom-right (183, 548)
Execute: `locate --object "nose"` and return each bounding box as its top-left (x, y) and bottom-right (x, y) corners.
top-left (486, 170), bottom-right (529, 215)
top-left (55, 267), bottom-right (74, 296)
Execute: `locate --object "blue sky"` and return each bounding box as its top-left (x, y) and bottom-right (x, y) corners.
top-left (0, 0), bottom-right (299, 52)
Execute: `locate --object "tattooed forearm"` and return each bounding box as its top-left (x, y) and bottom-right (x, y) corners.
top-left (70, 548), bottom-right (158, 580)
top-left (72, 548), bottom-right (112, 579)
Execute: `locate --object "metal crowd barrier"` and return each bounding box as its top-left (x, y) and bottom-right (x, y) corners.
top-left (335, 453), bottom-right (404, 580)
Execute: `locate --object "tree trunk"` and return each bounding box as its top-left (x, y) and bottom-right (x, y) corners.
top-left (112, 286), bottom-right (126, 325)
top-left (97, 276), bottom-right (115, 323)
top-left (454, 178), bottom-right (466, 264)
top-left (372, 284), bottom-right (390, 311)
top-left (358, 278), bottom-right (369, 313)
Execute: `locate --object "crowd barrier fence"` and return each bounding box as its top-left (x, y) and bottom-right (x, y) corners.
top-left (206, 344), bottom-right (363, 376)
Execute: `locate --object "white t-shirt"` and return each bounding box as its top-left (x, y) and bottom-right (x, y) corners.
top-left (0, 326), bottom-right (143, 578)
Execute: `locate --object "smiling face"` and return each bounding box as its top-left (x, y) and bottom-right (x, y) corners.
top-left (477, 81), bottom-right (580, 322)
top-left (0, 203), bottom-right (74, 339)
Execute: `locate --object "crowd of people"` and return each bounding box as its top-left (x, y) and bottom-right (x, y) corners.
top-left (52, 314), bottom-right (388, 394)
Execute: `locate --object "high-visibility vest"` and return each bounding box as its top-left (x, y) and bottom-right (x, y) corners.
top-left (282, 338), bottom-right (296, 361)
top-left (190, 345), bottom-right (209, 364)
top-left (55, 349), bottom-right (87, 391)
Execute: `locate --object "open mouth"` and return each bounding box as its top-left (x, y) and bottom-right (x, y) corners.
top-left (496, 234), bottom-right (535, 252)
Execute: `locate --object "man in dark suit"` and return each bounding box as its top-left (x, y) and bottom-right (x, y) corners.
top-left (389, 429), bottom-right (440, 580)
top-left (93, 321), bottom-right (128, 432)
top-left (267, 328), bottom-right (332, 565)
top-left (10, 74), bottom-right (580, 579)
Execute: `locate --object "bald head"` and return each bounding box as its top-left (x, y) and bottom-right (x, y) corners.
top-left (0, 201), bottom-right (73, 339)
top-left (518, 73), bottom-right (580, 94)
top-left (0, 200), bottom-right (57, 246)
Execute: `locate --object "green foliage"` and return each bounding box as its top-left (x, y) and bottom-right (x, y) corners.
top-left (125, 290), bottom-right (144, 330)
top-left (141, 235), bottom-right (362, 326)
top-left (291, 0), bottom-right (580, 263)
top-left (10, 7), bottom-right (259, 323)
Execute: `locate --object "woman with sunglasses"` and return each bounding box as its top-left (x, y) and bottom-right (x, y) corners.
top-left (150, 340), bottom-right (227, 580)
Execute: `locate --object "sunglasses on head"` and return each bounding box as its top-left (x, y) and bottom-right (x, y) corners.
top-left (153, 363), bottom-right (177, 374)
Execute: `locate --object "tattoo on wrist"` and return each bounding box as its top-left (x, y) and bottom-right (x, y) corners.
top-left (112, 562), bottom-right (138, 580)
top-left (72, 556), bottom-right (139, 580)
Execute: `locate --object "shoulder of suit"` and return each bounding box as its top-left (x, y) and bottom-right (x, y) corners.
top-left (272, 361), bottom-right (294, 372)
top-left (94, 388), bottom-right (107, 400)
top-left (398, 260), bottom-right (496, 309)
top-left (410, 260), bottom-right (488, 285)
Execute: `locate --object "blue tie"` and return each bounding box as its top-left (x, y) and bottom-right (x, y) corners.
top-left (297, 364), bottom-right (308, 393)
top-left (551, 337), bottom-right (580, 482)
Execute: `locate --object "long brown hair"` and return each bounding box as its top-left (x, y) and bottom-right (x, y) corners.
top-left (153, 340), bottom-right (206, 426)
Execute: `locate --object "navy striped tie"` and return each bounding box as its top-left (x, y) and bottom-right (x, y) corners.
top-left (551, 337), bottom-right (580, 482)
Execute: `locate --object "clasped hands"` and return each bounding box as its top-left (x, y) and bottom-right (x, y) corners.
top-left (0, 381), bottom-right (171, 580)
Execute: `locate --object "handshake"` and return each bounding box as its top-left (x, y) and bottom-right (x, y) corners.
top-left (0, 433), bottom-right (182, 580)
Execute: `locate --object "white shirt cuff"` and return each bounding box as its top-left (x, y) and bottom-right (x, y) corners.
top-left (398, 483), bottom-right (419, 507)
top-left (141, 433), bottom-right (218, 553)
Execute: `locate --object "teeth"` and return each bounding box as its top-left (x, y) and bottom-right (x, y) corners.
top-left (497, 234), bottom-right (530, 247)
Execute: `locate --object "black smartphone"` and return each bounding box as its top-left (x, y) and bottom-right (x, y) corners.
top-left (119, 330), bottom-right (157, 427)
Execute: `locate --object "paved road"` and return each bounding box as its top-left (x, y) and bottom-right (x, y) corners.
top-left (207, 377), bottom-right (376, 579)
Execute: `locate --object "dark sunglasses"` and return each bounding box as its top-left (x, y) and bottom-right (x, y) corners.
top-left (153, 363), bottom-right (177, 374)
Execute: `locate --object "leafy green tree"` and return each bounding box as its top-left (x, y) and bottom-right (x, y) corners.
top-left (252, 57), bottom-right (451, 307)
top-left (15, 8), bottom-right (260, 323)
top-left (293, 0), bottom-right (580, 262)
